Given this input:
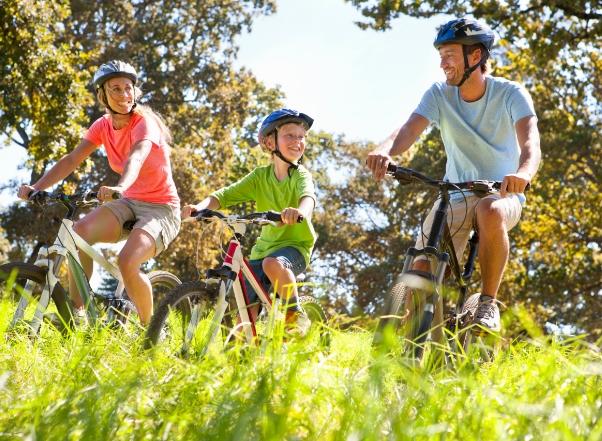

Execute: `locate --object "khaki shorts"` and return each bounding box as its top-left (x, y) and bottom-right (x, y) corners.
top-left (415, 193), bottom-right (523, 262)
top-left (103, 198), bottom-right (180, 255)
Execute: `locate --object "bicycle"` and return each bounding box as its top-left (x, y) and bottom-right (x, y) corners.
top-left (144, 209), bottom-right (329, 356)
top-left (0, 190), bottom-right (181, 337)
top-left (373, 163), bottom-right (521, 362)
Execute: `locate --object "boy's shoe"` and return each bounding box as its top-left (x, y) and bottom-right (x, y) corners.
top-left (73, 308), bottom-right (88, 327)
top-left (285, 309), bottom-right (311, 337)
top-left (472, 296), bottom-right (501, 334)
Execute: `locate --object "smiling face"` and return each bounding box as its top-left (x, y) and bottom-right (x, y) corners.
top-left (438, 43), bottom-right (465, 85)
top-left (102, 77), bottom-right (136, 113)
top-left (267, 122), bottom-right (307, 162)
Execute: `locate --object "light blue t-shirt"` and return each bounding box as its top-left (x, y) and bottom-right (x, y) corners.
top-left (414, 76), bottom-right (536, 184)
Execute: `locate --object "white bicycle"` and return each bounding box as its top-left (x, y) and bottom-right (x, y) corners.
top-left (0, 190), bottom-right (181, 337)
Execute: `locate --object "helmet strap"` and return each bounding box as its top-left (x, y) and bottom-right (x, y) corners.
top-left (100, 86), bottom-right (137, 116)
top-left (456, 45), bottom-right (489, 88)
top-left (273, 129), bottom-right (299, 177)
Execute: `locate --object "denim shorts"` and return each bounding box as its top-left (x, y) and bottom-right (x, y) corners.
top-left (243, 246), bottom-right (306, 304)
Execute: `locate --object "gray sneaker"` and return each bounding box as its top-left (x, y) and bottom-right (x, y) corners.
top-left (473, 297), bottom-right (501, 334)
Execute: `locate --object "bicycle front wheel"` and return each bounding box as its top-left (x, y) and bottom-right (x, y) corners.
top-left (144, 281), bottom-right (221, 356)
top-left (0, 262), bottom-right (71, 336)
top-left (373, 278), bottom-right (411, 347)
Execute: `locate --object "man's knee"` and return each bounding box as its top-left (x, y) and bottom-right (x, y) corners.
top-left (476, 200), bottom-right (507, 233)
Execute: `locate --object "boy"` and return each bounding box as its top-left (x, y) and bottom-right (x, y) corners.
top-left (181, 109), bottom-right (318, 334)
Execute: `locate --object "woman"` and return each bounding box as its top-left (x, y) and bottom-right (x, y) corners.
top-left (18, 60), bottom-right (180, 325)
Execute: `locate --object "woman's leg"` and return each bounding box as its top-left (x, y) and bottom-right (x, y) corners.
top-left (70, 206), bottom-right (122, 309)
top-left (117, 229), bottom-right (156, 325)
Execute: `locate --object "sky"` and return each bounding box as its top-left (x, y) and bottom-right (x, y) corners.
top-left (0, 0), bottom-right (448, 207)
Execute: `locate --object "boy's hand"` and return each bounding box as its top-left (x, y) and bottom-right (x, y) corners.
top-left (181, 204), bottom-right (198, 220)
top-left (280, 207), bottom-right (303, 225)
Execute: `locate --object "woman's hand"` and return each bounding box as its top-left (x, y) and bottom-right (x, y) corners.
top-left (98, 185), bottom-right (125, 202)
top-left (181, 204), bottom-right (198, 220)
top-left (17, 185), bottom-right (36, 201)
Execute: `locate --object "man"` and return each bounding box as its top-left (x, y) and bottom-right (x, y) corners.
top-left (366, 18), bottom-right (541, 332)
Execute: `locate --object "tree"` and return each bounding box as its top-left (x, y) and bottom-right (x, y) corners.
top-left (343, 0), bottom-right (602, 335)
top-left (0, 0), bottom-right (281, 275)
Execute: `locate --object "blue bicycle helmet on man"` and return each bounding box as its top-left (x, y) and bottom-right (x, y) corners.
top-left (434, 18), bottom-right (495, 87)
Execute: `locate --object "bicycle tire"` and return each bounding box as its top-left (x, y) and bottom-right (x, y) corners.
top-left (460, 292), bottom-right (481, 352)
top-left (372, 278), bottom-right (410, 347)
top-left (148, 270), bottom-right (181, 305)
top-left (144, 281), bottom-right (220, 354)
top-left (0, 262), bottom-right (71, 336)
top-left (299, 295), bottom-right (330, 346)
top-left (104, 271), bottom-right (181, 325)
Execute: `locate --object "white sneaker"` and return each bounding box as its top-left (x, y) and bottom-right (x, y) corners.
top-left (73, 308), bottom-right (88, 327)
top-left (473, 297), bottom-right (501, 334)
top-left (286, 310), bottom-right (311, 337)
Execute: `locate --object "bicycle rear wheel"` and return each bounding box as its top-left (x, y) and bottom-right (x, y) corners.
top-left (144, 281), bottom-right (222, 356)
top-left (299, 295), bottom-right (330, 346)
top-left (148, 270), bottom-right (181, 305)
top-left (0, 262), bottom-right (71, 336)
top-left (104, 270), bottom-right (181, 326)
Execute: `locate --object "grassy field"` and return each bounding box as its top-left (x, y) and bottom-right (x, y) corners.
top-left (0, 300), bottom-right (601, 441)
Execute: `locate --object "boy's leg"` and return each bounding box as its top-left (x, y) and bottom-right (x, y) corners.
top-left (261, 247), bottom-right (310, 334)
top-left (261, 247), bottom-right (306, 309)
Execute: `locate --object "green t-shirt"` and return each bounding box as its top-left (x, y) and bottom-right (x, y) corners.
top-left (211, 164), bottom-right (317, 266)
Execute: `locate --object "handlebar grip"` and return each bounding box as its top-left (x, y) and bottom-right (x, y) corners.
top-left (265, 211), bottom-right (305, 223)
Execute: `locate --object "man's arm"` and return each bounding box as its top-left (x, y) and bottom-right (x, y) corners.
top-left (366, 113), bottom-right (429, 180)
top-left (501, 115), bottom-right (541, 196)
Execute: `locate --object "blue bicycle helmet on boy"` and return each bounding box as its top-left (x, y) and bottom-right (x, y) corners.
top-left (258, 108), bottom-right (314, 175)
top-left (434, 18), bottom-right (495, 87)
top-left (258, 108), bottom-right (313, 144)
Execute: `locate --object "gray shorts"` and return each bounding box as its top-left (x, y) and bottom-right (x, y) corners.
top-left (415, 193), bottom-right (523, 262)
top-left (103, 198), bottom-right (180, 255)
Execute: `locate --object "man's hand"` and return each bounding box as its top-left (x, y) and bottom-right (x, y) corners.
top-left (98, 185), bottom-right (124, 202)
top-left (500, 172), bottom-right (531, 197)
top-left (280, 207), bottom-right (303, 225)
top-left (17, 184), bottom-right (36, 200)
top-left (366, 150), bottom-right (392, 181)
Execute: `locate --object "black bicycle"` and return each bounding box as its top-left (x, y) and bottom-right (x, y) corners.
top-left (373, 164), bottom-right (519, 362)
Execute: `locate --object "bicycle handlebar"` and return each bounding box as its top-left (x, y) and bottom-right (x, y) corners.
top-left (386, 163), bottom-right (529, 195)
top-left (27, 190), bottom-right (120, 206)
top-left (191, 209), bottom-right (304, 225)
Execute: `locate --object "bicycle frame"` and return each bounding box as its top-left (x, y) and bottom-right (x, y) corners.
top-left (11, 216), bottom-right (128, 334)
top-left (187, 219), bottom-right (277, 350)
top-left (385, 164), bottom-right (497, 358)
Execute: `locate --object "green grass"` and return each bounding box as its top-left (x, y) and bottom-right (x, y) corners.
top-left (0, 299), bottom-right (601, 441)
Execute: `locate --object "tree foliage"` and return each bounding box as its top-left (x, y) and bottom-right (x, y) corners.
top-left (342, 0), bottom-right (602, 335)
top-left (0, 0), bottom-right (280, 275)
